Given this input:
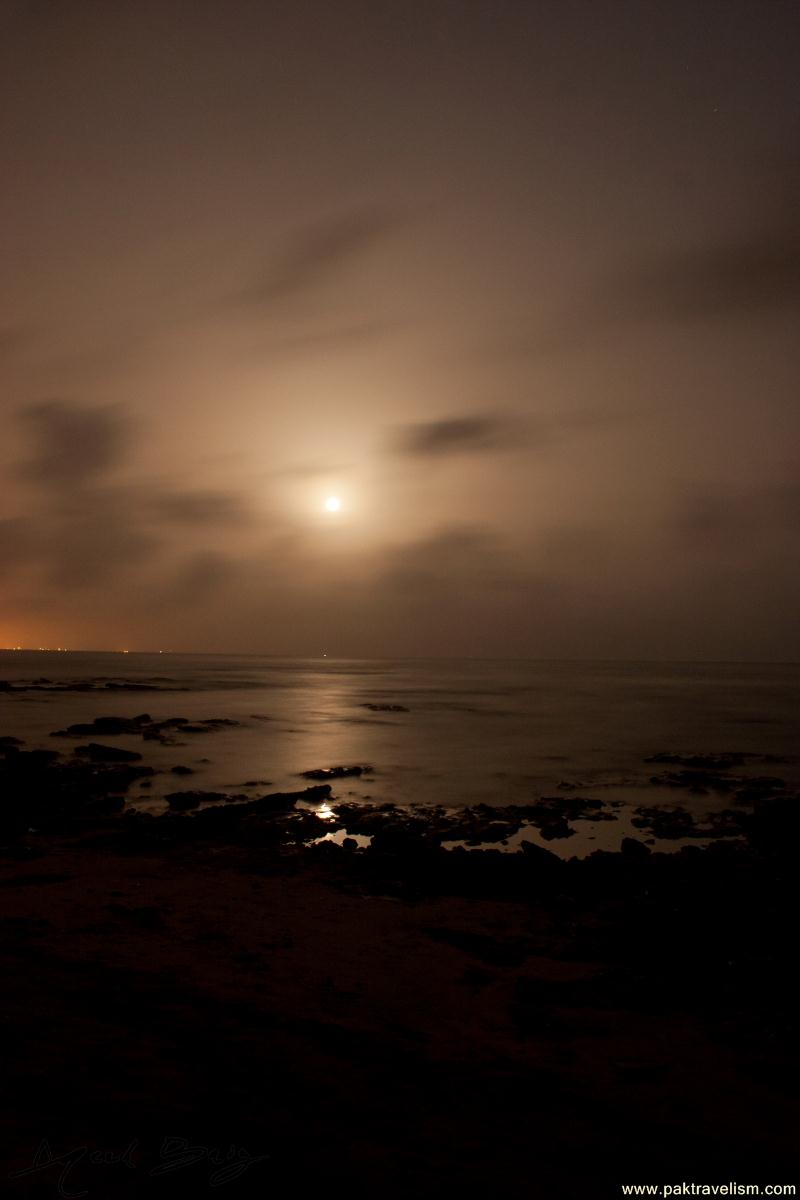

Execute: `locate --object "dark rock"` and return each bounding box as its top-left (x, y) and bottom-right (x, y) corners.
top-left (424, 926), bottom-right (529, 966)
top-left (749, 794), bottom-right (799, 851)
top-left (620, 836), bottom-right (651, 858)
top-left (167, 721), bottom-right (240, 734)
top-left (246, 784), bottom-right (332, 814)
top-left (360, 703), bottom-right (409, 712)
top-left (101, 765), bottom-right (155, 792)
top-left (73, 743), bottom-right (143, 763)
top-left (645, 752), bottom-right (747, 770)
top-left (632, 806), bottom-right (697, 838)
top-left (104, 681), bottom-right (158, 691)
top-left (164, 790), bottom-right (227, 811)
top-left (650, 767), bottom-right (786, 798)
top-left (54, 716), bottom-right (146, 738)
top-left (301, 765), bottom-right (372, 781)
top-left (519, 839), bottom-right (563, 870)
top-left (538, 820), bottom-right (575, 841)
top-left (15, 749), bottom-right (61, 767)
top-left (170, 765), bottom-right (194, 775)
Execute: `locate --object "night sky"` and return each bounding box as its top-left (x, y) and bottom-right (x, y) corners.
top-left (1, 0), bottom-right (798, 658)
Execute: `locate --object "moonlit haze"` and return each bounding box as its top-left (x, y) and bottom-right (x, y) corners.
top-left (1, 0), bottom-right (798, 658)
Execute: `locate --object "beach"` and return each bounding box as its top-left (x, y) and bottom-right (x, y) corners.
top-left (1, 655), bottom-right (798, 1196)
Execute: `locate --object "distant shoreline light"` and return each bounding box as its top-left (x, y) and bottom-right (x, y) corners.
top-left (0, 646), bottom-right (71, 652)
top-left (0, 647), bottom-right (180, 656)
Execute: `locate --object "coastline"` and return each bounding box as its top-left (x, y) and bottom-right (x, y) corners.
top-left (1, 755), bottom-right (797, 1196)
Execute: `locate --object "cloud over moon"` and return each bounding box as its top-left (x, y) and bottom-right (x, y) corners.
top-left (234, 207), bottom-right (398, 310)
top-left (389, 414), bottom-right (524, 457)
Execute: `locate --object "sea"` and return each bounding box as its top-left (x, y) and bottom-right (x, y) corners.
top-left (1, 651), bottom-right (798, 856)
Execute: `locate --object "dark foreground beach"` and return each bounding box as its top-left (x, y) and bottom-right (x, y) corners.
top-left (1, 731), bottom-right (798, 1199)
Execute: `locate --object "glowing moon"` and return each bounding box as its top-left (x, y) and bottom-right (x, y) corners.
top-left (324, 496), bottom-right (341, 513)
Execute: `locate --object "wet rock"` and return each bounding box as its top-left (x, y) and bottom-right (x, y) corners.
top-left (301, 765), bottom-right (373, 781)
top-left (160, 719), bottom-right (240, 734)
top-left (168, 784), bottom-right (334, 825)
top-left (53, 714), bottom-right (240, 743)
top-left (705, 809), bottom-right (749, 836)
top-left (519, 839), bottom-right (563, 869)
top-left (73, 743), bottom-right (143, 763)
top-left (170, 765), bottom-right (194, 776)
top-left (360, 703), bottom-right (410, 712)
top-left (645, 752), bottom-right (747, 770)
top-left (53, 715), bottom-right (149, 738)
top-left (620, 836), bottom-right (651, 858)
top-left (164, 790), bottom-right (227, 811)
top-left (247, 784), bottom-right (332, 814)
top-left (100, 765), bottom-right (155, 792)
top-left (650, 767), bottom-right (786, 800)
top-left (538, 818), bottom-right (576, 841)
top-left (103, 681), bottom-right (159, 691)
top-left (14, 749), bottom-right (61, 767)
top-left (0, 746), bottom-right (152, 835)
top-left (0, 735), bottom-right (23, 753)
top-left (632, 806), bottom-right (697, 838)
top-left (649, 769), bottom-right (734, 793)
top-left (733, 777), bottom-right (787, 804)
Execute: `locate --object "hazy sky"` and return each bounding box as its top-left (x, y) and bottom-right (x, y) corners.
top-left (1, 0), bottom-right (798, 658)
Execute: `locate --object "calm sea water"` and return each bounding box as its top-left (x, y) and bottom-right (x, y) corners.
top-left (2, 652), bottom-right (798, 854)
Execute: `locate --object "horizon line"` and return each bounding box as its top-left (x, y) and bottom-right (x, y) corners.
top-left (1, 646), bottom-right (798, 667)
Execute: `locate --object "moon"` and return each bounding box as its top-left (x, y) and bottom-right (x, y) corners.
top-left (324, 496), bottom-right (341, 513)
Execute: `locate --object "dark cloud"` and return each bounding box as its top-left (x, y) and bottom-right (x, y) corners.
top-left (166, 551), bottom-right (239, 602)
top-left (151, 490), bottom-right (249, 525)
top-left (538, 174), bottom-right (800, 351)
top-left (18, 401), bottom-right (132, 491)
top-left (380, 526), bottom-right (518, 592)
top-left (249, 318), bottom-right (394, 359)
top-left (4, 402), bottom-right (256, 594)
top-left (273, 460), bottom-right (351, 481)
top-left (388, 407), bottom-right (622, 458)
top-left (678, 479), bottom-right (800, 550)
top-left (44, 505), bottom-right (160, 589)
top-left (390, 414), bottom-right (524, 458)
top-left (234, 207), bottom-right (396, 309)
top-left (628, 228), bottom-right (800, 323)
top-left (0, 516), bottom-right (36, 568)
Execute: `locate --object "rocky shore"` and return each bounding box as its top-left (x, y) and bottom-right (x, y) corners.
top-left (1, 726), bottom-right (797, 1197)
